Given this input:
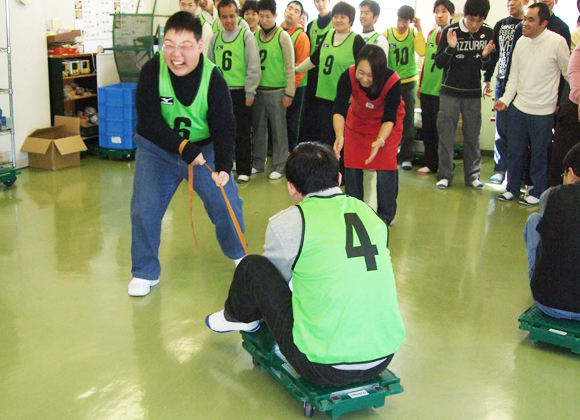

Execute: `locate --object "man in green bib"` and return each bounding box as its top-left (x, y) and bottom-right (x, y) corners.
top-left (359, 0), bottom-right (388, 57)
top-left (208, 0), bottom-right (261, 184)
top-left (300, 0), bottom-right (333, 144)
top-left (383, 6), bottom-right (426, 171)
top-left (129, 12), bottom-right (246, 297)
top-left (206, 142), bottom-right (405, 387)
top-left (252, 0), bottom-right (296, 180)
top-left (417, 0), bottom-right (455, 176)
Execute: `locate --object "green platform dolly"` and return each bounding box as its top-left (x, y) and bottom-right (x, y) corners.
top-left (99, 147), bottom-right (136, 160)
top-left (0, 167), bottom-right (20, 187)
top-left (518, 304), bottom-right (580, 354)
top-left (240, 328), bottom-right (403, 419)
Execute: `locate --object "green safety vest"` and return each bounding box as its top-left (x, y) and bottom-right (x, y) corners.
top-left (308, 17), bottom-right (332, 54)
top-left (256, 27), bottom-right (286, 88)
top-left (366, 32), bottom-right (380, 45)
top-left (386, 27), bottom-right (417, 80)
top-left (316, 30), bottom-right (356, 101)
top-left (290, 28), bottom-right (307, 88)
top-left (293, 194), bottom-right (405, 364)
top-left (212, 16), bottom-right (243, 33)
top-left (159, 55), bottom-right (213, 142)
top-left (198, 14), bottom-right (207, 26)
top-left (213, 28), bottom-right (247, 88)
top-left (420, 29), bottom-right (443, 96)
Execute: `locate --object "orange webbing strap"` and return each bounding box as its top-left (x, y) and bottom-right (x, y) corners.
top-left (204, 163), bottom-right (249, 256)
top-left (179, 140), bottom-right (199, 250)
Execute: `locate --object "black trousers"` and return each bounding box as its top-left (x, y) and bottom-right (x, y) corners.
top-left (287, 86), bottom-right (306, 151)
top-left (231, 89), bottom-right (252, 176)
top-left (317, 99), bottom-right (336, 147)
top-left (345, 168), bottom-right (398, 221)
top-left (224, 255), bottom-right (393, 387)
top-left (547, 98), bottom-right (580, 187)
top-left (420, 93), bottom-right (440, 172)
top-left (299, 69), bottom-right (321, 144)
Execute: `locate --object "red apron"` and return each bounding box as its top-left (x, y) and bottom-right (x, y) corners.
top-left (344, 66), bottom-right (405, 170)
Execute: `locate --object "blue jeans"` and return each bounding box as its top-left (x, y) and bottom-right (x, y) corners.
top-left (494, 82), bottom-right (508, 174)
top-left (506, 106), bottom-right (553, 198)
top-left (523, 213), bottom-right (580, 321)
top-left (344, 168), bottom-right (398, 221)
top-left (131, 134), bottom-right (246, 280)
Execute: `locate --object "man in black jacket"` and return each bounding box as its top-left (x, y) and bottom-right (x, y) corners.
top-left (434, 0), bottom-right (495, 190)
top-left (129, 12), bottom-right (246, 297)
top-left (525, 143), bottom-right (580, 321)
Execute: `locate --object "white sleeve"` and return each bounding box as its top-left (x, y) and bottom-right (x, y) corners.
top-left (500, 41), bottom-right (521, 106)
top-left (376, 35), bottom-right (390, 59)
top-left (557, 38), bottom-right (571, 82)
top-left (202, 22), bottom-right (214, 56)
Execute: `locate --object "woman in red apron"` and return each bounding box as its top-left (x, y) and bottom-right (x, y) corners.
top-left (333, 45), bottom-right (405, 225)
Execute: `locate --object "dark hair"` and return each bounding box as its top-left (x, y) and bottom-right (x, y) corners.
top-left (241, 0), bottom-right (258, 15)
top-left (285, 142), bottom-right (340, 195)
top-left (257, 0), bottom-right (276, 15)
top-left (528, 3), bottom-right (550, 25)
top-left (287, 1), bottom-right (304, 15)
top-left (397, 5), bottom-right (414, 20)
top-left (356, 45), bottom-right (388, 98)
top-left (577, 14), bottom-right (580, 25)
top-left (463, 0), bottom-right (490, 19)
top-left (302, 10), bottom-right (309, 19)
top-left (563, 144), bottom-right (580, 178)
top-left (332, 2), bottom-right (356, 26)
top-left (433, 0), bottom-right (455, 15)
top-left (165, 11), bottom-right (203, 41)
top-left (359, 0), bottom-right (380, 17)
top-left (218, 0), bottom-right (239, 16)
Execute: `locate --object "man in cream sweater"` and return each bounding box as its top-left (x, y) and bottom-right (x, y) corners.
top-left (494, 3), bottom-right (569, 206)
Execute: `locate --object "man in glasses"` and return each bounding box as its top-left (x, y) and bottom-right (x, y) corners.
top-left (129, 11), bottom-right (246, 297)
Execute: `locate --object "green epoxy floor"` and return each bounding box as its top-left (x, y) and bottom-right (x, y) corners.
top-left (1, 156), bottom-right (579, 420)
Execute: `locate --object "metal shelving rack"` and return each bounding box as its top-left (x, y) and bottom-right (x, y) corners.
top-left (0, 0), bottom-right (20, 187)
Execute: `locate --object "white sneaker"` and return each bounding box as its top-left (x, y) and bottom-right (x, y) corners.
top-left (205, 310), bottom-right (260, 333)
top-left (490, 172), bottom-right (504, 184)
top-left (436, 179), bottom-right (449, 189)
top-left (128, 277), bottom-right (159, 297)
top-left (251, 167), bottom-right (262, 174)
top-left (470, 179), bottom-right (484, 190)
top-left (237, 175), bottom-right (249, 184)
top-left (269, 171), bottom-right (283, 180)
top-left (401, 161), bottom-right (412, 170)
top-left (519, 195), bottom-right (540, 206)
top-left (417, 166), bottom-right (432, 175)
top-left (498, 191), bottom-right (515, 201)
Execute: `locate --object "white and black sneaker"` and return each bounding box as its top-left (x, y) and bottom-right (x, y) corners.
top-left (205, 310), bottom-right (260, 333)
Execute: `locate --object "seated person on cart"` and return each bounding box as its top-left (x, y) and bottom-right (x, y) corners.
top-left (525, 143), bottom-right (580, 321)
top-left (206, 142), bottom-right (405, 387)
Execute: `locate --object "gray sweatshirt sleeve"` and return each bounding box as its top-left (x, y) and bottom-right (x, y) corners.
top-left (207, 32), bottom-right (219, 63)
top-left (262, 206), bottom-right (302, 283)
top-left (279, 30), bottom-right (296, 98)
top-left (243, 30), bottom-right (261, 100)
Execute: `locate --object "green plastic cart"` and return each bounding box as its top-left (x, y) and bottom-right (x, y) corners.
top-left (518, 304), bottom-right (580, 354)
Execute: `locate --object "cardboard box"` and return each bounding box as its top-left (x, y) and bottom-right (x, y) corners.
top-left (21, 116), bottom-right (87, 170)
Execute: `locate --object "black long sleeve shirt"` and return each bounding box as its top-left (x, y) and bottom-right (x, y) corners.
top-left (488, 16), bottom-right (522, 83)
top-left (136, 54), bottom-right (236, 172)
top-left (435, 20), bottom-right (494, 98)
top-left (333, 69), bottom-right (401, 124)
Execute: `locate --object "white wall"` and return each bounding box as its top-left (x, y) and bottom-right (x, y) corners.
top-left (0, 0), bottom-right (51, 168)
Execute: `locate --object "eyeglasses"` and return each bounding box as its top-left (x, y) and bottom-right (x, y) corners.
top-left (162, 42), bottom-right (195, 54)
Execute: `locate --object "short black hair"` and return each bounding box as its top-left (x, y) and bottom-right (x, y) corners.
top-left (433, 0), bottom-right (455, 15)
top-left (332, 2), bottom-right (356, 26)
top-left (287, 0), bottom-right (304, 15)
top-left (356, 44), bottom-right (388, 98)
top-left (463, 0), bottom-right (490, 19)
top-left (241, 0), bottom-right (258, 15)
top-left (165, 11), bottom-right (203, 41)
top-left (563, 144), bottom-right (580, 178)
top-left (257, 0), bottom-right (276, 15)
top-left (285, 142), bottom-right (340, 195)
top-left (397, 5), bottom-right (414, 20)
top-left (359, 0), bottom-right (380, 17)
top-left (528, 3), bottom-right (550, 25)
top-left (218, 0), bottom-right (239, 16)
